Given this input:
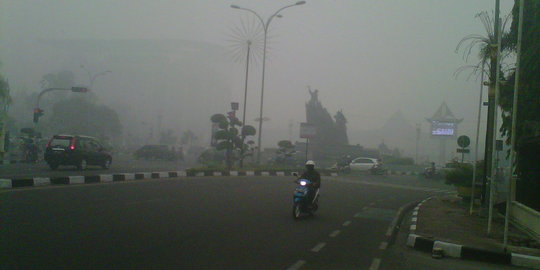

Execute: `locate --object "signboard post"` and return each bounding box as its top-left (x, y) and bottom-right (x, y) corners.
top-left (300, 123), bottom-right (316, 162)
top-left (457, 135), bottom-right (471, 162)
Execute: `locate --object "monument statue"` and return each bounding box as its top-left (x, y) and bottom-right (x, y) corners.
top-left (305, 87), bottom-right (349, 159)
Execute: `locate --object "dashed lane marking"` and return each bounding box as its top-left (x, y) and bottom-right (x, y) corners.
top-left (354, 212), bottom-right (361, 218)
top-left (369, 258), bottom-right (381, 270)
top-left (286, 260), bottom-right (306, 270)
top-left (311, 242), bottom-right (326, 252)
top-left (342, 220), bottom-right (351, 227)
top-left (379, 242), bottom-right (388, 250)
top-left (329, 230), bottom-right (341, 237)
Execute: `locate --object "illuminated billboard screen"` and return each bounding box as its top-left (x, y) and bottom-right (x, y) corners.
top-left (431, 121), bottom-right (455, 136)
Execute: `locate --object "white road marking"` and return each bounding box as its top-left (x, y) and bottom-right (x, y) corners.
top-left (369, 258), bottom-right (381, 270)
top-left (411, 217), bottom-right (417, 222)
top-left (342, 221), bottom-right (351, 227)
top-left (385, 227), bottom-right (393, 237)
top-left (410, 224), bottom-right (417, 231)
top-left (286, 260), bottom-right (306, 270)
top-left (329, 230), bottom-right (341, 237)
top-left (379, 242), bottom-right (388, 250)
top-left (354, 212), bottom-right (361, 218)
top-left (311, 242), bottom-right (326, 252)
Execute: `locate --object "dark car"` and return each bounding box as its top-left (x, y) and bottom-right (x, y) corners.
top-left (134, 145), bottom-right (182, 161)
top-left (44, 135), bottom-right (112, 170)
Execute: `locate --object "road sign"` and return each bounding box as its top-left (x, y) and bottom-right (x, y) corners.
top-left (457, 148), bottom-right (470, 153)
top-left (300, 123), bottom-right (316, 139)
top-left (457, 135), bottom-right (471, 148)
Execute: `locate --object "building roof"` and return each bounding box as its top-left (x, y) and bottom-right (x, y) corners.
top-left (426, 102), bottom-right (463, 123)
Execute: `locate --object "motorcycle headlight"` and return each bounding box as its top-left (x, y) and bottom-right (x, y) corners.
top-left (300, 181), bottom-right (307, 186)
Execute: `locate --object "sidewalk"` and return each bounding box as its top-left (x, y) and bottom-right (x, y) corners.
top-left (408, 195), bottom-right (540, 268)
top-left (419, 196), bottom-right (540, 253)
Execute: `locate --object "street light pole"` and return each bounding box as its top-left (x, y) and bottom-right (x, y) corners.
top-left (240, 40), bottom-right (251, 168)
top-left (80, 65), bottom-right (111, 88)
top-left (504, 0), bottom-right (524, 247)
top-left (231, 1), bottom-right (306, 164)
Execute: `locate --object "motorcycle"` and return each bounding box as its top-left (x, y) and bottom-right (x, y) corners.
top-left (423, 167), bottom-right (438, 179)
top-left (292, 176), bottom-right (319, 219)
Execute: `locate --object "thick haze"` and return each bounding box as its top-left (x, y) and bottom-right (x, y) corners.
top-left (0, 1), bottom-right (513, 160)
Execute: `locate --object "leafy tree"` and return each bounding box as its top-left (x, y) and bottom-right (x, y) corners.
top-left (40, 70), bottom-right (75, 89)
top-left (499, 0), bottom-right (540, 209)
top-left (210, 113), bottom-right (255, 169)
top-left (273, 140), bottom-right (298, 167)
top-left (159, 129), bottom-right (177, 145)
top-left (180, 130), bottom-right (198, 145)
top-left (48, 96), bottom-right (122, 142)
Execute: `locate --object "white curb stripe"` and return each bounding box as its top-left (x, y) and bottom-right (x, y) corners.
top-left (246, 171), bottom-right (254, 176)
top-left (406, 234), bottom-right (419, 247)
top-left (158, 172), bottom-right (168, 178)
top-left (276, 171), bottom-right (285, 176)
top-left (0, 179), bottom-right (12, 188)
top-left (379, 242), bottom-right (388, 250)
top-left (331, 172), bottom-right (338, 176)
top-left (140, 172), bottom-right (151, 179)
top-left (261, 171), bottom-right (270, 176)
top-left (311, 242), bottom-right (326, 252)
top-left (100, 174), bottom-right (113, 182)
top-left (434, 241), bottom-right (462, 258)
top-left (411, 217), bottom-right (417, 222)
top-left (512, 253), bottom-right (540, 269)
top-left (213, 172), bottom-right (222, 176)
top-left (369, 258), bottom-right (381, 270)
top-left (286, 260), bottom-right (306, 270)
top-left (69, 176), bottom-right (84, 184)
top-left (196, 172), bottom-right (204, 177)
top-left (329, 230), bottom-right (341, 237)
top-left (410, 224), bottom-right (416, 231)
top-left (176, 171), bottom-right (187, 177)
top-left (412, 211), bottom-right (418, 216)
top-left (230, 171), bottom-right (238, 176)
top-left (33, 177), bottom-right (50, 186)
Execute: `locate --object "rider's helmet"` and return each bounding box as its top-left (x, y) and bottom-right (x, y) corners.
top-left (305, 160), bottom-right (315, 170)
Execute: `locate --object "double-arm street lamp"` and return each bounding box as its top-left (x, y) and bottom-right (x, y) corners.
top-left (80, 65), bottom-right (111, 88)
top-left (231, 1), bottom-right (306, 164)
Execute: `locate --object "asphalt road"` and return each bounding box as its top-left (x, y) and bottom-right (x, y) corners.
top-left (1, 175), bottom-right (452, 270)
top-left (0, 157), bottom-right (186, 179)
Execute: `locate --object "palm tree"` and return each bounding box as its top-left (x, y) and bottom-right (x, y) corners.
top-left (455, 11), bottom-right (513, 81)
top-left (455, 10), bottom-right (512, 205)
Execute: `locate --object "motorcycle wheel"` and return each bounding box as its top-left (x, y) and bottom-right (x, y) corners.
top-left (293, 203), bottom-right (301, 220)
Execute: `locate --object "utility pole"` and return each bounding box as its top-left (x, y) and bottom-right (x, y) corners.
top-left (415, 123), bottom-right (421, 164)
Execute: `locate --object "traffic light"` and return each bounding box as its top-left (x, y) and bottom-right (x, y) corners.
top-left (33, 108), bottom-right (44, 123)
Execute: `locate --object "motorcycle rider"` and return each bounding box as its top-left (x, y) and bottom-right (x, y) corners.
top-left (300, 160), bottom-right (321, 204)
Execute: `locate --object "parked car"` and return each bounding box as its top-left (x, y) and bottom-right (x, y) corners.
top-left (44, 135), bottom-right (112, 170)
top-left (134, 145), bottom-right (183, 161)
top-left (349, 157), bottom-right (380, 172)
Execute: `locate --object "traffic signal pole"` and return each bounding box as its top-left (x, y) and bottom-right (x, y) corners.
top-left (34, 87), bottom-right (89, 124)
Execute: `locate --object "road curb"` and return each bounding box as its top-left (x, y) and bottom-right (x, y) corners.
top-left (386, 199), bottom-right (421, 245)
top-left (0, 170), bottom-right (339, 189)
top-left (405, 198), bottom-right (540, 269)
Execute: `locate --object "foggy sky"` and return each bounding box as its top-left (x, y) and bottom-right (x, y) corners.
top-left (0, 0), bottom-right (514, 155)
